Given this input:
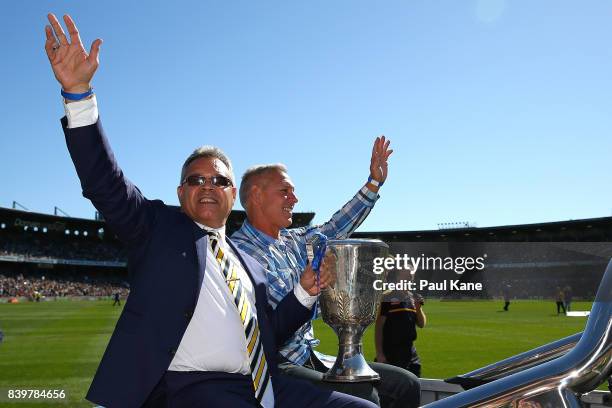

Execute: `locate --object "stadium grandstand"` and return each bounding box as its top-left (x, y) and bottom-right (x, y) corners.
top-left (1, 204), bottom-right (611, 301)
top-left (0, 206), bottom-right (313, 300)
top-left (355, 218), bottom-right (612, 300)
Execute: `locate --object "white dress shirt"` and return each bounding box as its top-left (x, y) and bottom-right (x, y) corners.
top-left (169, 225), bottom-right (256, 373)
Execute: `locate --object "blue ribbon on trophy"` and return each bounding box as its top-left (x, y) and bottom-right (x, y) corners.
top-left (310, 232), bottom-right (328, 320)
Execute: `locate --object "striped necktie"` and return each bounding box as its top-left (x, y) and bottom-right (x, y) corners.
top-left (208, 232), bottom-right (274, 408)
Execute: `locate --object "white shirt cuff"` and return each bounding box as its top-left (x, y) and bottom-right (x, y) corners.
top-left (63, 95), bottom-right (99, 128)
top-left (293, 283), bottom-right (318, 309)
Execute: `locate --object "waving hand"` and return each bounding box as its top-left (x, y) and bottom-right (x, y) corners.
top-left (44, 14), bottom-right (102, 93)
top-left (369, 135), bottom-right (393, 185)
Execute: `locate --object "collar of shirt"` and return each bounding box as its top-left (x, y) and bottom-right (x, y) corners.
top-left (194, 222), bottom-right (227, 243)
top-left (241, 219), bottom-right (288, 247)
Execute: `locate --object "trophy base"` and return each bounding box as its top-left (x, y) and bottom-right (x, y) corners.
top-left (322, 353), bottom-right (380, 383)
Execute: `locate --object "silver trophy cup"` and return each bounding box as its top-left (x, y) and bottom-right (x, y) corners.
top-left (319, 239), bottom-right (389, 382)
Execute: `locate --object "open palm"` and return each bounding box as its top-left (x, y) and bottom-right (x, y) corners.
top-left (44, 14), bottom-right (101, 93)
top-left (369, 135), bottom-right (393, 184)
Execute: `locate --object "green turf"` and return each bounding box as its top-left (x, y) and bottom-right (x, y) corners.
top-left (0, 299), bottom-right (592, 406)
top-left (0, 300), bottom-right (121, 407)
top-left (313, 300), bottom-right (590, 379)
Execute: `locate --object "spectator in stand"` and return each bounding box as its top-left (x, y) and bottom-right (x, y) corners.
top-left (0, 270), bottom-right (129, 298)
top-left (0, 231), bottom-right (126, 263)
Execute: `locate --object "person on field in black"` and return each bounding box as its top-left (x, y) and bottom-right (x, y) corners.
top-left (555, 286), bottom-right (566, 315)
top-left (502, 283), bottom-right (511, 311)
top-left (374, 267), bottom-right (426, 377)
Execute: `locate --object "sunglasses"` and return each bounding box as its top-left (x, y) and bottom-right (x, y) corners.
top-left (181, 175), bottom-right (233, 188)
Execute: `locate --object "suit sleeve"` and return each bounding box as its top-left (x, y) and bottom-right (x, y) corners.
top-left (266, 290), bottom-right (313, 347)
top-left (62, 118), bottom-right (154, 245)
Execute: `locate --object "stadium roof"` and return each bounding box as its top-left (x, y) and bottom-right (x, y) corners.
top-left (0, 206), bottom-right (315, 237)
top-left (353, 216), bottom-right (612, 242)
top-left (2, 205), bottom-right (611, 242)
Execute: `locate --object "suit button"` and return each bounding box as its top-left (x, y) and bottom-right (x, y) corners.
top-left (184, 311), bottom-right (193, 319)
top-left (168, 348), bottom-right (176, 356)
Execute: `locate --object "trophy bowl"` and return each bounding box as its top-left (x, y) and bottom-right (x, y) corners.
top-left (319, 238), bottom-right (389, 382)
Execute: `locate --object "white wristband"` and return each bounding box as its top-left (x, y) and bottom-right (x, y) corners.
top-left (367, 176), bottom-right (383, 187)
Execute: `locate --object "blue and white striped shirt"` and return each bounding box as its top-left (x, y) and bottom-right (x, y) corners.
top-left (232, 185), bottom-right (379, 365)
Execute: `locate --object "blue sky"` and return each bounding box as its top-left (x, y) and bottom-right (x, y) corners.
top-left (1, 1), bottom-right (611, 232)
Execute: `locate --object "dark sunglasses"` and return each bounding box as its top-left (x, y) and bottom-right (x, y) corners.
top-left (181, 175), bottom-right (233, 188)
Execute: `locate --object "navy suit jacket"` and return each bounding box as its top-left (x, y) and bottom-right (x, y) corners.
top-left (62, 118), bottom-right (312, 408)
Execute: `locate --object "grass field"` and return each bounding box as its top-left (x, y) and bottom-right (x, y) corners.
top-left (0, 299), bottom-right (591, 407)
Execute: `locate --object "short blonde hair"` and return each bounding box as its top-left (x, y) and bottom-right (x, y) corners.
top-left (239, 163), bottom-right (287, 209)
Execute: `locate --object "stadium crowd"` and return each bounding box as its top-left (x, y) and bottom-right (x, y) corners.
top-left (0, 269), bottom-right (129, 298)
top-left (0, 232), bottom-right (126, 262)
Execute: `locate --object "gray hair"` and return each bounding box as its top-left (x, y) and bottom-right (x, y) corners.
top-left (180, 146), bottom-right (234, 184)
top-left (239, 163), bottom-right (287, 209)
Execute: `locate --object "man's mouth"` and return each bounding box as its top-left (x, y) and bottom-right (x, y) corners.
top-left (282, 206), bottom-right (293, 215)
top-left (199, 197), bottom-right (218, 204)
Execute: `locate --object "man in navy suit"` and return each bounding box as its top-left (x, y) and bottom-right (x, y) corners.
top-left (44, 13), bottom-right (376, 408)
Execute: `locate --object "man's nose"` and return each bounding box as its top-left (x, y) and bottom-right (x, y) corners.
top-left (289, 192), bottom-right (299, 204)
top-left (199, 179), bottom-right (216, 189)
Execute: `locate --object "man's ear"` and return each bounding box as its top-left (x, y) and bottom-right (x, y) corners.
top-left (177, 185), bottom-right (184, 205)
top-left (251, 185), bottom-right (262, 206)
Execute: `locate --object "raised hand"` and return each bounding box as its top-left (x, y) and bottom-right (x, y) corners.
top-left (369, 135), bottom-right (393, 185)
top-left (44, 14), bottom-right (102, 93)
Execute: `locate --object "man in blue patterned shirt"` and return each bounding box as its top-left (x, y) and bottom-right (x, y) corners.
top-left (232, 137), bottom-right (420, 408)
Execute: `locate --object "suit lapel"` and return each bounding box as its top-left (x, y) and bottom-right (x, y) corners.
top-left (191, 225), bottom-right (265, 301)
top-left (192, 223), bottom-right (208, 294)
